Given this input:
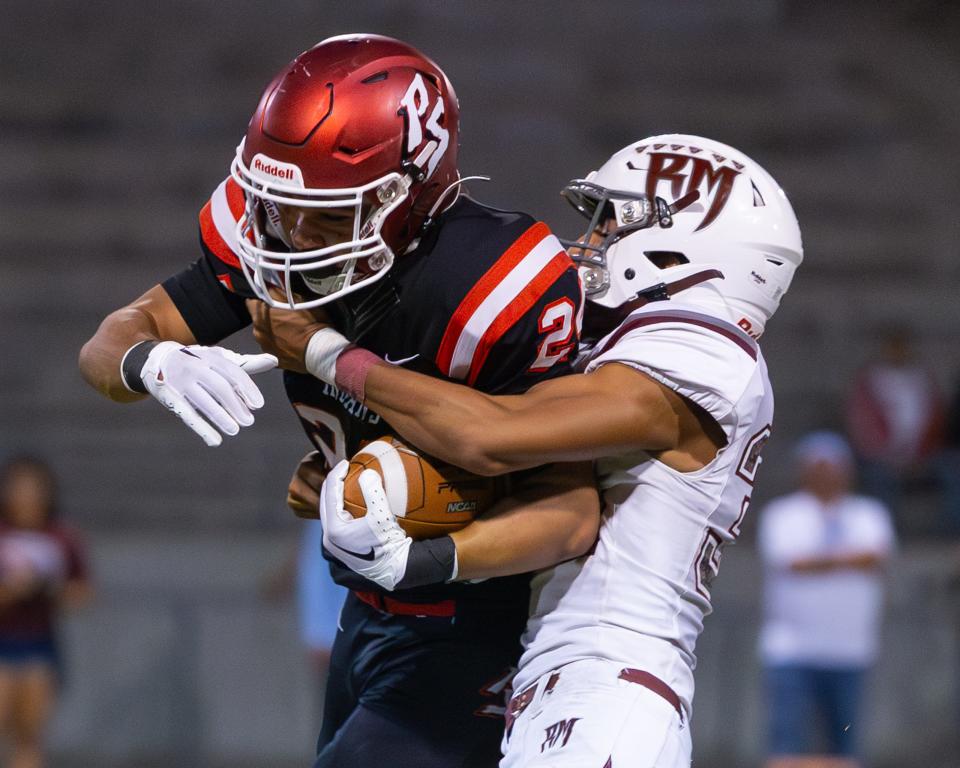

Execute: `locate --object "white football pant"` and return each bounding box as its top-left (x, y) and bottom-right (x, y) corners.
top-left (500, 659), bottom-right (691, 768)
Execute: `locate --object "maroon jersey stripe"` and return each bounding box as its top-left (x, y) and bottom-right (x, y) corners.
top-left (595, 309), bottom-right (758, 360)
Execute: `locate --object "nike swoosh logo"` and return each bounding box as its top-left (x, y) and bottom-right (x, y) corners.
top-left (384, 352), bottom-right (420, 366)
top-left (330, 542), bottom-right (376, 561)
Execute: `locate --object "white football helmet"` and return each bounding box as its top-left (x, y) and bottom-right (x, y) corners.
top-left (564, 134), bottom-right (803, 337)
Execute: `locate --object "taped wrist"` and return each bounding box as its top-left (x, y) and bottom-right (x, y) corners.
top-left (304, 328), bottom-right (352, 385)
top-left (395, 535), bottom-right (458, 590)
top-left (334, 347), bottom-right (385, 402)
top-left (120, 340), bottom-right (159, 393)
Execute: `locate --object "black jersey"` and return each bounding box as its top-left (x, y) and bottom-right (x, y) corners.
top-left (164, 177), bottom-right (583, 606)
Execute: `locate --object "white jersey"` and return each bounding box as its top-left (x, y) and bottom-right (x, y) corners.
top-left (513, 302), bottom-right (774, 717)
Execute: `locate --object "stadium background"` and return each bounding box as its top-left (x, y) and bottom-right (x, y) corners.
top-left (2, 0), bottom-right (958, 765)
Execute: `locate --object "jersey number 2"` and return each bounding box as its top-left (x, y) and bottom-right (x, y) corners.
top-left (530, 298), bottom-right (577, 373)
top-left (292, 403), bottom-right (347, 471)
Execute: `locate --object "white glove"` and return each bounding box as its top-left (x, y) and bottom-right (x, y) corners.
top-left (319, 461), bottom-right (412, 591)
top-left (135, 341), bottom-right (277, 447)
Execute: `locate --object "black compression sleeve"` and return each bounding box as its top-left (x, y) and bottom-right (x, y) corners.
top-left (120, 340), bottom-right (158, 393)
top-left (395, 536), bottom-right (457, 590)
top-left (161, 258), bottom-right (251, 345)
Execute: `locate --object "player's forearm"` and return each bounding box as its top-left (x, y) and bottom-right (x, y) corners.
top-left (362, 363), bottom-right (523, 473)
top-left (79, 306), bottom-right (164, 401)
top-left (363, 365), bottom-right (603, 474)
top-left (79, 285), bottom-right (199, 402)
top-left (450, 463), bottom-right (600, 581)
top-left (362, 362), bottom-right (677, 475)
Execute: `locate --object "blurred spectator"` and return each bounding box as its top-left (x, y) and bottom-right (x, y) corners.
top-left (0, 456), bottom-right (92, 768)
top-left (936, 378), bottom-right (960, 527)
top-left (845, 326), bottom-right (944, 511)
top-left (758, 432), bottom-right (895, 768)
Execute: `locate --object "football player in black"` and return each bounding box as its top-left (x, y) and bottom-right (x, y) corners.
top-left (79, 35), bottom-right (597, 767)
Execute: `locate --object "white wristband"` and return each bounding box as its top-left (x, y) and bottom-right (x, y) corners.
top-left (304, 328), bottom-right (352, 384)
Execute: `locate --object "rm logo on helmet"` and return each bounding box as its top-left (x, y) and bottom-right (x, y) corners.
top-left (629, 144), bottom-right (744, 231)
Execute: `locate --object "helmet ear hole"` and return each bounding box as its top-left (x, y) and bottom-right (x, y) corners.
top-left (644, 251), bottom-right (688, 269)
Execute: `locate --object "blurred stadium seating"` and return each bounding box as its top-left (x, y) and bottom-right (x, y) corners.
top-left (1, 1), bottom-right (958, 765)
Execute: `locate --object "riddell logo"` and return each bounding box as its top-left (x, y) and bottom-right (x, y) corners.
top-left (254, 158), bottom-right (293, 180)
top-left (628, 143), bottom-right (744, 231)
top-left (250, 153), bottom-right (304, 187)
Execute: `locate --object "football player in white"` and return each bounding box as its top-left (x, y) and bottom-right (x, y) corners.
top-left (265, 134), bottom-right (803, 767)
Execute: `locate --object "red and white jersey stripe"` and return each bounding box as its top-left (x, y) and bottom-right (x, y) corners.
top-left (435, 222), bottom-right (572, 385)
top-left (198, 177), bottom-right (245, 268)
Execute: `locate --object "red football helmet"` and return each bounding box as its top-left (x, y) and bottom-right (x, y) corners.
top-left (231, 34), bottom-right (461, 308)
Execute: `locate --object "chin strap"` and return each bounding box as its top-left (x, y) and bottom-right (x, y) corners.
top-left (633, 268), bottom-right (725, 306)
top-left (403, 175), bottom-right (493, 256)
top-left (582, 269), bottom-right (725, 343)
top-left (661, 189), bottom-right (701, 222)
top-left (421, 175), bottom-right (491, 231)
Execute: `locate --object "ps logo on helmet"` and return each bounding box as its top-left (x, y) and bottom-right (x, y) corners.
top-left (398, 73), bottom-right (450, 182)
top-left (629, 146), bottom-right (743, 232)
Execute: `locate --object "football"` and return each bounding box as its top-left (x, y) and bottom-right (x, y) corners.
top-left (342, 436), bottom-right (505, 539)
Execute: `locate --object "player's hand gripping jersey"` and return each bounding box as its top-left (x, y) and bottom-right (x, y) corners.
top-left (164, 177), bottom-right (583, 606)
top-left (512, 300), bottom-right (773, 718)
